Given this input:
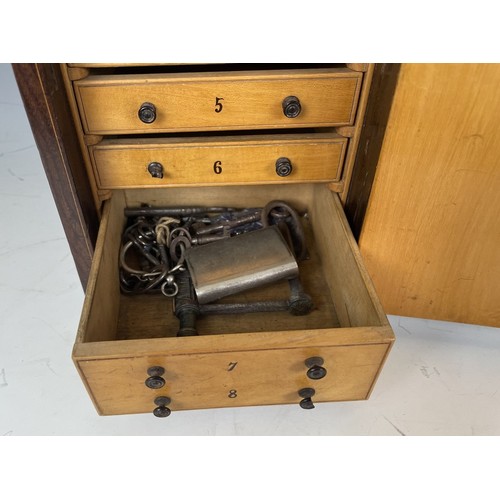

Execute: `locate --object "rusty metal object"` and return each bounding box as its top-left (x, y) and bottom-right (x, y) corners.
top-left (119, 201), bottom-right (314, 339)
top-left (119, 215), bottom-right (183, 296)
top-left (124, 206), bottom-right (236, 218)
top-left (261, 200), bottom-right (308, 261)
top-left (185, 226), bottom-right (299, 304)
top-left (174, 269), bottom-right (199, 337)
top-left (288, 277), bottom-right (314, 315)
top-left (198, 277), bottom-right (313, 316)
top-left (199, 301), bottom-right (290, 315)
top-left (193, 209), bottom-right (262, 236)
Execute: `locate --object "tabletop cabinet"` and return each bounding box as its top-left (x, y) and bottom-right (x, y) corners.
top-left (14, 63), bottom-right (394, 417)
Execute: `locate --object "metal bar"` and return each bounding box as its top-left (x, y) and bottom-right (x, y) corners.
top-left (124, 207), bottom-right (236, 218)
top-left (199, 301), bottom-right (289, 315)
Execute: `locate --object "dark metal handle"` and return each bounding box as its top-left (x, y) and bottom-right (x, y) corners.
top-left (298, 388), bottom-right (315, 409)
top-left (153, 396), bottom-right (171, 418)
top-left (145, 366), bottom-right (166, 389)
top-left (275, 157), bottom-right (293, 177)
top-left (305, 356), bottom-right (327, 380)
top-left (282, 96), bottom-right (301, 118)
top-left (138, 102), bottom-right (157, 123)
top-left (148, 162), bottom-right (164, 179)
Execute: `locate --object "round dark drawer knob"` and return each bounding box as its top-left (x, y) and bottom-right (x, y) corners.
top-left (148, 162), bottom-right (164, 179)
top-left (145, 366), bottom-right (166, 389)
top-left (153, 396), bottom-right (172, 418)
top-left (145, 376), bottom-right (165, 389)
top-left (147, 366), bottom-right (165, 377)
top-left (307, 365), bottom-right (327, 380)
top-left (282, 95), bottom-right (302, 118)
top-left (298, 387), bottom-right (315, 410)
top-left (305, 356), bottom-right (327, 380)
top-left (138, 102), bottom-right (157, 123)
top-left (275, 157), bottom-right (293, 177)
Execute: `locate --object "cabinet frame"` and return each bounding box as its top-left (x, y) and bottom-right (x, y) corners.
top-left (12, 63), bottom-right (399, 289)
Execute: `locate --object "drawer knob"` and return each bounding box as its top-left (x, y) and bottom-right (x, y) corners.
top-left (145, 366), bottom-right (166, 389)
top-left (147, 161), bottom-right (164, 179)
top-left (282, 96), bottom-right (302, 118)
top-left (305, 356), bottom-right (327, 380)
top-left (275, 157), bottom-right (293, 177)
top-left (138, 102), bottom-right (157, 124)
top-left (153, 396), bottom-right (171, 418)
top-left (145, 376), bottom-right (165, 389)
top-left (298, 387), bottom-right (316, 410)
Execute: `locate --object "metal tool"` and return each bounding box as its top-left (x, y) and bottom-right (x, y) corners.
top-left (174, 269), bottom-right (200, 337)
top-left (119, 201), bottom-right (315, 339)
top-left (199, 277), bottom-right (313, 316)
top-left (172, 275), bottom-right (313, 336)
top-left (185, 225), bottom-right (299, 304)
top-left (261, 200), bottom-right (308, 261)
top-left (192, 209), bottom-right (262, 236)
top-left (119, 216), bottom-right (180, 296)
top-left (124, 206), bottom-right (236, 218)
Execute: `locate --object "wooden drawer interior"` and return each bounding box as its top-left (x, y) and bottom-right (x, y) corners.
top-left (73, 183), bottom-right (393, 415)
top-left (78, 183), bottom-right (388, 343)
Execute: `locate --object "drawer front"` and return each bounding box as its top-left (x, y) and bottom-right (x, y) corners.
top-left (77, 343), bottom-right (389, 415)
top-left (90, 134), bottom-right (347, 188)
top-left (74, 69), bottom-right (362, 134)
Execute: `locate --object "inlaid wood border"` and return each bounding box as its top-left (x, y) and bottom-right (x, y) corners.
top-left (12, 63), bottom-right (99, 288)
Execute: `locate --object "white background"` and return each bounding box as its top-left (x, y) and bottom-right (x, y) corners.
top-left (1, 52), bottom-right (499, 495)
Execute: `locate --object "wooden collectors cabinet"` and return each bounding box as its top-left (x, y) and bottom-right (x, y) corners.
top-left (24, 64), bottom-right (395, 416)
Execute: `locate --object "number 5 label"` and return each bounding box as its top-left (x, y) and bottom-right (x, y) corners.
top-left (215, 97), bottom-right (224, 113)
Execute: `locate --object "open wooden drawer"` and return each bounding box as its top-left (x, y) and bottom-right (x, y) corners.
top-left (73, 183), bottom-right (394, 416)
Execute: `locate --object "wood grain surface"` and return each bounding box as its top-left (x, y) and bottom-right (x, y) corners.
top-left (359, 63), bottom-right (500, 326)
top-left (90, 133), bottom-right (347, 188)
top-left (73, 69), bottom-right (362, 134)
top-left (78, 342), bottom-right (390, 415)
top-left (74, 184), bottom-right (393, 414)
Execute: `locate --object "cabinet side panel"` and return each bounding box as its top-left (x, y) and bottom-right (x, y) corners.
top-left (12, 63), bottom-right (99, 288)
top-left (359, 63), bottom-right (500, 327)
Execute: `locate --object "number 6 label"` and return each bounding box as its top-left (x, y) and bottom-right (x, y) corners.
top-left (213, 160), bottom-right (222, 174)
